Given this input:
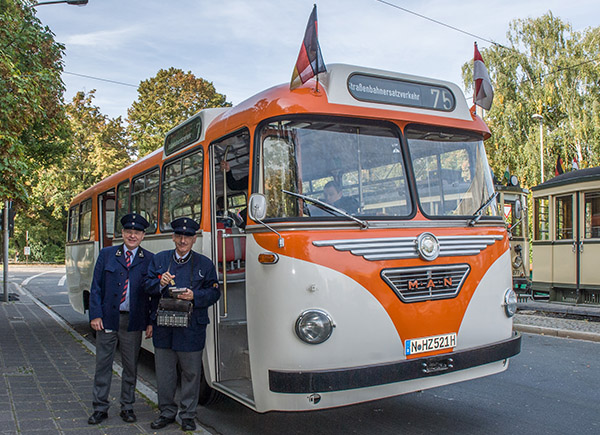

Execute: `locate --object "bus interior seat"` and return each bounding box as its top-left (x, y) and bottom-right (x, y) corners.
top-left (216, 222), bottom-right (245, 281)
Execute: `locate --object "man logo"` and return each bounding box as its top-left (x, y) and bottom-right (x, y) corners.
top-left (308, 393), bottom-right (321, 405)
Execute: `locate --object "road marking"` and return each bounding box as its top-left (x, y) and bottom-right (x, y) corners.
top-left (58, 275), bottom-right (66, 286)
top-left (22, 270), bottom-right (61, 286)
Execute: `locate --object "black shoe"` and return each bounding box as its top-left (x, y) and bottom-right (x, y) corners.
top-left (181, 418), bottom-right (196, 431)
top-left (88, 411), bottom-right (108, 425)
top-left (119, 409), bottom-right (137, 423)
top-left (150, 415), bottom-right (176, 429)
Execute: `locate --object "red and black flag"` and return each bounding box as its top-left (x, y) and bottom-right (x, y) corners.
top-left (555, 156), bottom-right (565, 176)
top-left (290, 4), bottom-right (326, 90)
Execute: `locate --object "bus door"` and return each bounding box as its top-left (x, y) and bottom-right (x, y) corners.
top-left (209, 131), bottom-right (252, 403)
top-left (98, 189), bottom-right (115, 248)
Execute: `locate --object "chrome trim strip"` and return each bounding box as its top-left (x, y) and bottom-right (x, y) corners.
top-left (313, 234), bottom-right (502, 260)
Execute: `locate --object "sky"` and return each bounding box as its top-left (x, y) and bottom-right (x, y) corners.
top-left (34, 0), bottom-right (600, 121)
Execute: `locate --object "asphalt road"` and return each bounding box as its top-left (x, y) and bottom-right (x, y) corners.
top-left (10, 264), bottom-right (600, 435)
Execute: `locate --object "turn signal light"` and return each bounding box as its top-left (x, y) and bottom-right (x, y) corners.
top-left (258, 252), bottom-right (279, 264)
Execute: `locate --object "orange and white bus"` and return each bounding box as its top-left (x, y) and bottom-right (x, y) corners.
top-left (66, 63), bottom-right (521, 413)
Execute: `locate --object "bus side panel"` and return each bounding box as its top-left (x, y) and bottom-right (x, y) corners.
top-left (66, 242), bottom-right (97, 314)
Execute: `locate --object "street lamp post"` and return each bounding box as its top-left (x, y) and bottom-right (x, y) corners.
top-left (30, 0), bottom-right (88, 7)
top-left (532, 114), bottom-right (544, 183)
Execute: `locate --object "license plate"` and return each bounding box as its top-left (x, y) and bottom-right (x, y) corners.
top-left (405, 333), bottom-right (457, 356)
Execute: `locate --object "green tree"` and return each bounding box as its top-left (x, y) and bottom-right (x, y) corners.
top-left (0, 0), bottom-right (70, 203)
top-left (462, 12), bottom-right (600, 189)
top-left (127, 67), bottom-right (231, 156)
top-left (13, 90), bottom-right (131, 262)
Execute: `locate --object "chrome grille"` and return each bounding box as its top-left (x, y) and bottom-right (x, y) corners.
top-left (381, 264), bottom-right (470, 303)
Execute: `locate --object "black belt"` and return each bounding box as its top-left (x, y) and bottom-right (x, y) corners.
top-left (119, 311), bottom-right (129, 314)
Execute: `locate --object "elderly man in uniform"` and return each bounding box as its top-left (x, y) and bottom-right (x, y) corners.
top-left (145, 217), bottom-right (220, 432)
top-left (88, 213), bottom-right (154, 425)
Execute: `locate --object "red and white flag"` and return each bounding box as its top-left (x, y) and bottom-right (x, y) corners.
top-left (473, 42), bottom-right (494, 111)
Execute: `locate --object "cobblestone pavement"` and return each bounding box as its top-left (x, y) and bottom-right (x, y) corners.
top-left (514, 301), bottom-right (600, 342)
top-left (0, 283), bottom-right (210, 434)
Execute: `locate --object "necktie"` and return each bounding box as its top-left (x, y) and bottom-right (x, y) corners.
top-left (121, 250), bottom-right (132, 304)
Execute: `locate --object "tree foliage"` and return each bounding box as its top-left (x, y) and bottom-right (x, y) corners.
top-left (0, 0), bottom-right (70, 203)
top-left (462, 12), bottom-right (600, 188)
top-left (13, 91), bottom-right (131, 262)
top-left (127, 67), bottom-right (231, 157)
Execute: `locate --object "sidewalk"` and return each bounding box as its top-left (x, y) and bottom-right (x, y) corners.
top-left (0, 283), bottom-right (210, 434)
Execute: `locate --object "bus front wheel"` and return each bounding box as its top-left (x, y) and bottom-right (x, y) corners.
top-left (198, 364), bottom-right (223, 406)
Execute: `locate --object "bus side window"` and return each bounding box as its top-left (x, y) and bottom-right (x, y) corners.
top-left (78, 199), bottom-right (92, 241)
top-left (161, 150), bottom-right (204, 231)
top-left (115, 180), bottom-right (130, 236)
top-left (132, 168), bottom-right (160, 234)
top-left (68, 205), bottom-right (79, 243)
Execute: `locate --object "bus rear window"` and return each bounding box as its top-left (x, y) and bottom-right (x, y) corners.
top-left (78, 199), bottom-right (92, 241)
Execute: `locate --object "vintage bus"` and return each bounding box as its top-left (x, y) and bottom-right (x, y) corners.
top-left (531, 166), bottom-right (600, 304)
top-left (495, 182), bottom-right (531, 298)
top-left (66, 63), bottom-right (521, 413)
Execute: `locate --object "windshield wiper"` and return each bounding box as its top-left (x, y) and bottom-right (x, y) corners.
top-left (282, 190), bottom-right (368, 229)
top-left (468, 191), bottom-right (499, 227)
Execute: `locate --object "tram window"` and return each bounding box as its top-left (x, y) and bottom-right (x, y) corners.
top-left (260, 119), bottom-right (411, 219)
top-left (115, 181), bottom-right (130, 235)
top-left (555, 195), bottom-right (573, 240)
top-left (534, 197), bottom-right (549, 240)
top-left (160, 150), bottom-right (203, 231)
top-left (406, 126), bottom-right (495, 217)
top-left (78, 199), bottom-right (92, 241)
top-left (68, 206), bottom-right (79, 243)
top-left (132, 168), bottom-right (159, 233)
top-left (584, 191), bottom-right (600, 238)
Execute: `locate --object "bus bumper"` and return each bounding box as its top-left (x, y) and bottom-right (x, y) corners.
top-left (269, 332), bottom-right (521, 393)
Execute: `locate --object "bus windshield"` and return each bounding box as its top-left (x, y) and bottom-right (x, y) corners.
top-left (260, 119), bottom-right (496, 221)
top-left (260, 119), bottom-right (411, 219)
top-left (406, 125), bottom-right (497, 218)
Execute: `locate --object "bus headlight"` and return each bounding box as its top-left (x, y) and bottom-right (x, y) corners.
top-left (295, 309), bottom-right (334, 344)
top-left (503, 288), bottom-right (518, 317)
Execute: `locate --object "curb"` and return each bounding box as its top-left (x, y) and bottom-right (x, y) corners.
top-left (514, 323), bottom-right (600, 343)
top-left (14, 282), bottom-right (159, 404)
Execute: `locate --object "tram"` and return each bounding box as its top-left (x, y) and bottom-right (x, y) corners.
top-left (531, 167), bottom-right (600, 304)
top-left (495, 181), bottom-right (531, 298)
top-left (66, 63), bottom-right (521, 412)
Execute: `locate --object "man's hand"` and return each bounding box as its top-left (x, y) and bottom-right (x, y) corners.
top-left (145, 324), bottom-right (153, 339)
top-left (160, 271), bottom-right (175, 287)
top-left (177, 288), bottom-right (194, 301)
top-left (90, 317), bottom-right (104, 331)
top-left (220, 160), bottom-right (231, 172)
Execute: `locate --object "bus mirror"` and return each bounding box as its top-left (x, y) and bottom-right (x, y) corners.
top-left (248, 194), bottom-right (267, 221)
top-left (514, 199), bottom-right (522, 220)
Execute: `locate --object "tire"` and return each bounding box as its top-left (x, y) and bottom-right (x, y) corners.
top-left (198, 364), bottom-right (223, 406)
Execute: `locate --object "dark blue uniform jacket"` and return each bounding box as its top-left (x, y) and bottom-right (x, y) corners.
top-left (145, 250), bottom-right (220, 352)
top-left (88, 244), bottom-right (154, 331)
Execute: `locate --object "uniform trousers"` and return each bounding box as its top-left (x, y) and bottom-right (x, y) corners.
top-left (154, 347), bottom-right (203, 420)
top-left (92, 313), bottom-right (143, 412)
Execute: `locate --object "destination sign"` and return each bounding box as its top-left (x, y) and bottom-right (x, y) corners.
top-left (164, 116), bottom-right (202, 155)
top-left (347, 73), bottom-right (456, 112)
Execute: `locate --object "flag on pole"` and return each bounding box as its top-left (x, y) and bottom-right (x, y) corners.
top-left (572, 156), bottom-right (579, 171)
top-left (555, 156), bottom-right (565, 176)
top-left (473, 42), bottom-right (494, 110)
top-left (290, 4), bottom-right (326, 90)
